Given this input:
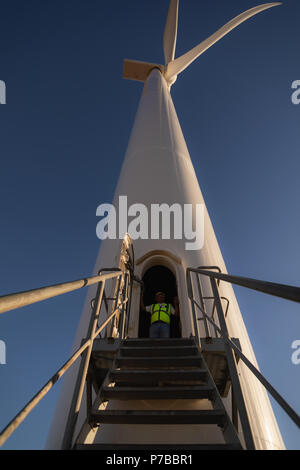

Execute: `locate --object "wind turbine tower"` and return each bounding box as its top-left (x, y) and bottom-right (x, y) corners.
top-left (46, 1), bottom-right (286, 450)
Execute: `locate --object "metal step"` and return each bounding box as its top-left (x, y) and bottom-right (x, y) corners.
top-left (119, 345), bottom-right (199, 357)
top-left (102, 385), bottom-right (215, 400)
top-left (80, 337), bottom-right (244, 451)
top-left (90, 409), bottom-right (226, 425)
top-left (109, 368), bottom-right (208, 384)
top-left (116, 356), bottom-right (202, 369)
top-left (122, 338), bottom-right (196, 348)
top-left (75, 443), bottom-right (243, 450)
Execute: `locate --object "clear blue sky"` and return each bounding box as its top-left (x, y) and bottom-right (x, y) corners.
top-left (0, 0), bottom-right (299, 450)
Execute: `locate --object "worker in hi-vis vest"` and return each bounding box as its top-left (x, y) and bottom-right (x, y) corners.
top-left (140, 291), bottom-right (179, 338)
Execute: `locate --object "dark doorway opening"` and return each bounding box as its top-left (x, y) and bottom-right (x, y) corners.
top-left (139, 265), bottom-right (181, 338)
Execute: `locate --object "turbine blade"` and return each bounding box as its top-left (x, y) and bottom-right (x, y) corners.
top-left (165, 2), bottom-right (281, 80)
top-left (163, 0), bottom-right (179, 65)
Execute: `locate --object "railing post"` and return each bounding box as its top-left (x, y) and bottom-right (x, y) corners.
top-left (119, 272), bottom-right (129, 339)
top-left (108, 273), bottom-right (123, 337)
top-left (186, 269), bottom-right (200, 345)
top-left (195, 273), bottom-right (210, 338)
top-left (125, 272), bottom-right (131, 338)
top-left (210, 277), bottom-right (255, 450)
top-left (124, 272), bottom-right (133, 338)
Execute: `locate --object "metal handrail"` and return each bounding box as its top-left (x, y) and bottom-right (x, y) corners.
top-left (0, 268), bottom-right (131, 448)
top-left (0, 271), bottom-right (124, 315)
top-left (191, 268), bottom-right (300, 303)
top-left (199, 296), bottom-right (229, 337)
top-left (186, 267), bottom-right (300, 437)
top-left (187, 268), bottom-right (255, 449)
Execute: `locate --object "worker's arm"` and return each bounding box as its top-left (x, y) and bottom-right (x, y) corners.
top-left (173, 296), bottom-right (180, 317)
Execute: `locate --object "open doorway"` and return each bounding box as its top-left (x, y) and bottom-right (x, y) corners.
top-left (138, 265), bottom-right (181, 338)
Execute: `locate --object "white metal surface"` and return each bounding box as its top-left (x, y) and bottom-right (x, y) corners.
top-left (165, 3), bottom-right (282, 83)
top-left (163, 0), bottom-right (179, 65)
top-left (46, 68), bottom-right (285, 449)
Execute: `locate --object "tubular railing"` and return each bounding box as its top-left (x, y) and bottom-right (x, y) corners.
top-left (1, 264), bottom-right (298, 448)
top-left (186, 266), bottom-right (300, 449)
top-left (0, 268), bottom-right (132, 448)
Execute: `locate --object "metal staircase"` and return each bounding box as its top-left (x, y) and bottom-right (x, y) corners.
top-left (75, 337), bottom-right (243, 450)
top-left (0, 244), bottom-right (299, 449)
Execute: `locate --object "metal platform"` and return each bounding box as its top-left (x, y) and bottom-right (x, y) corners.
top-left (90, 336), bottom-right (240, 397)
top-left (200, 337), bottom-right (241, 397)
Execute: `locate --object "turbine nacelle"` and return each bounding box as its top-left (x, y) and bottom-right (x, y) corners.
top-left (123, 60), bottom-right (165, 83)
top-left (123, 1), bottom-right (282, 88)
top-left (122, 60), bottom-right (176, 87)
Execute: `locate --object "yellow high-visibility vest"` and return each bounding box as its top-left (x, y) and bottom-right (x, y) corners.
top-left (150, 303), bottom-right (171, 325)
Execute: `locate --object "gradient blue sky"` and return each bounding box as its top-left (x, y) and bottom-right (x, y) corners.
top-left (0, 0), bottom-right (299, 450)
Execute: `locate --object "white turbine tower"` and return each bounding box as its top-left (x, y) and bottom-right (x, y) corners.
top-left (46, 1), bottom-right (285, 450)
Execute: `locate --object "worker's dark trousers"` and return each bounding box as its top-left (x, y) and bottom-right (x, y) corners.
top-left (149, 321), bottom-right (170, 338)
